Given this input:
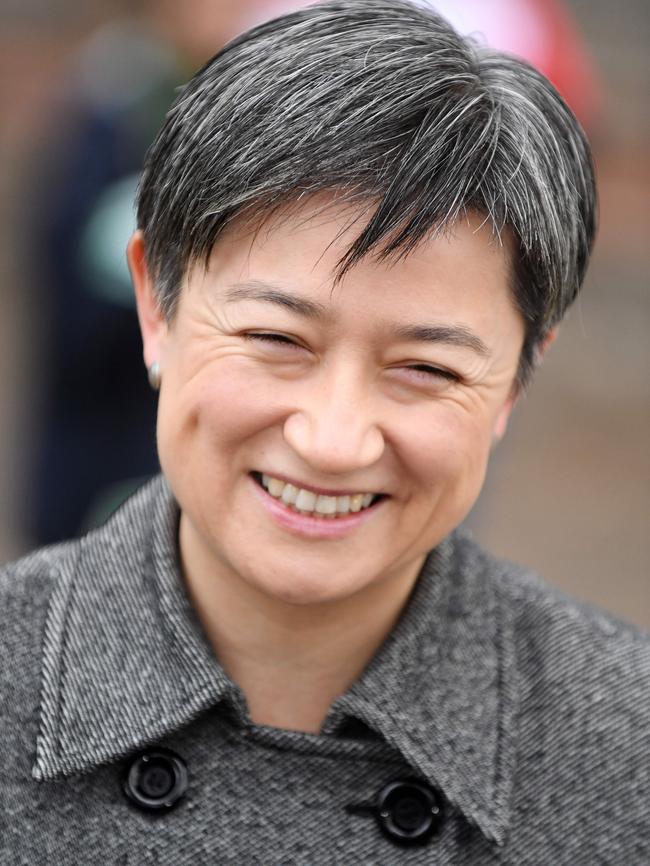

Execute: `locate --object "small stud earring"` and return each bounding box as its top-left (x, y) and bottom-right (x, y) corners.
top-left (148, 361), bottom-right (161, 391)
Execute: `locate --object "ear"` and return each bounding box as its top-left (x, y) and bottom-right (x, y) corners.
top-left (127, 230), bottom-right (168, 370)
top-left (537, 327), bottom-right (558, 358)
top-left (492, 391), bottom-right (518, 443)
top-left (492, 327), bottom-right (559, 443)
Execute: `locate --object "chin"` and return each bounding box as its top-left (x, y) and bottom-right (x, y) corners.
top-left (251, 570), bottom-right (355, 607)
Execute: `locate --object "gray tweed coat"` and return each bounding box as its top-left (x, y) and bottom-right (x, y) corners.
top-left (1, 476), bottom-right (648, 865)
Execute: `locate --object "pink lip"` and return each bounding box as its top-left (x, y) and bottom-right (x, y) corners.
top-left (250, 475), bottom-right (384, 540)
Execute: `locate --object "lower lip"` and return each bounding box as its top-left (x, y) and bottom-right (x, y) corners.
top-left (249, 475), bottom-right (385, 540)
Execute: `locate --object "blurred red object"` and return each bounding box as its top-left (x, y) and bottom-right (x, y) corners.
top-left (426, 0), bottom-right (601, 129)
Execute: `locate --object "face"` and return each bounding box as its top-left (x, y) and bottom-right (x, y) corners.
top-left (130, 199), bottom-right (525, 606)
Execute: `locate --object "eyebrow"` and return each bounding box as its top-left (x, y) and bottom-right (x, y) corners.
top-left (225, 280), bottom-right (328, 318)
top-left (225, 280), bottom-right (490, 357)
top-left (392, 323), bottom-right (491, 357)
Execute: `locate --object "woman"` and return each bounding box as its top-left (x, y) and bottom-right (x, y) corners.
top-left (1, 2), bottom-right (648, 863)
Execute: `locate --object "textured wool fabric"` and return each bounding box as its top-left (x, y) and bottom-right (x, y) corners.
top-left (1, 476), bottom-right (648, 864)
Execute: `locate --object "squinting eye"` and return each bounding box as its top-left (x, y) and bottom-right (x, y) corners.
top-left (405, 364), bottom-right (459, 382)
top-left (244, 332), bottom-right (301, 348)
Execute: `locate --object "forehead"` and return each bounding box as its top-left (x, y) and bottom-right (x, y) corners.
top-left (195, 197), bottom-right (519, 326)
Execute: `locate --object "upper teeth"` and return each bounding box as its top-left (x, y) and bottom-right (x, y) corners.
top-left (261, 474), bottom-right (375, 517)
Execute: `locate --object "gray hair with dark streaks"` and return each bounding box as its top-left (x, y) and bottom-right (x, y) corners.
top-left (136, 0), bottom-right (597, 387)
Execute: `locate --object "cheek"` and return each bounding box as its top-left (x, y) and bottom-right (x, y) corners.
top-left (157, 359), bottom-right (284, 458)
top-left (399, 404), bottom-right (494, 495)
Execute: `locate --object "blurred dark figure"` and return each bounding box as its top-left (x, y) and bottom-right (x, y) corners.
top-left (26, 1), bottom-right (311, 544)
top-left (27, 18), bottom-right (173, 544)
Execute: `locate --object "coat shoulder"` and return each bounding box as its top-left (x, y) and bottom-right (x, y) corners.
top-left (0, 476), bottom-right (166, 630)
top-left (0, 539), bottom-right (81, 632)
top-left (494, 544), bottom-right (649, 666)
top-left (454, 528), bottom-right (650, 654)
top-left (456, 532), bottom-right (650, 785)
top-left (0, 541), bottom-right (82, 699)
top-left (451, 530), bottom-right (650, 734)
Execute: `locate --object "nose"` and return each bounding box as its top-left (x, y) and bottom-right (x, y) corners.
top-left (283, 369), bottom-right (385, 474)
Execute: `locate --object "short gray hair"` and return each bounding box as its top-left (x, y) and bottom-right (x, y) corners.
top-left (136, 0), bottom-right (597, 387)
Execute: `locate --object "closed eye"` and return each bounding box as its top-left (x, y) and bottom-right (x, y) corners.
top-left (243, 335), bottom-right (459, 383)
top-left (405, 364), bottom-right (459, 382)
top-left (244, 332), bottom-right (301, 348)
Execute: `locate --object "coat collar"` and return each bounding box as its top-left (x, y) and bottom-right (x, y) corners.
top-left (33, 476), bottom-right (519, 846)
top-left (33, 478), bottom-right (237, 783)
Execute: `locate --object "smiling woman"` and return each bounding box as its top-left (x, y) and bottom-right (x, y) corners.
top-left (1, 1), bottom-right (648, 864)
top-left (130, 203), bottom-right (522, 615)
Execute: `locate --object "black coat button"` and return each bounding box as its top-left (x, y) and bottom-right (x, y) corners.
top-left (375, 779), bottom-right (444, 845)
top-left (123, 748), bottom-right (188, 812)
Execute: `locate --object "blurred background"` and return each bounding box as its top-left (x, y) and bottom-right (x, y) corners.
top-left (0, 0), bottom-right (648, 627)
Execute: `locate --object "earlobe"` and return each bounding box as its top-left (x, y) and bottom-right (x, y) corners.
top-left (492, 394), bottom-right (516, 444)
top-left (536, 327), bottom-right (558, 363)
top-left (127, 230), bottom-right (167, 370)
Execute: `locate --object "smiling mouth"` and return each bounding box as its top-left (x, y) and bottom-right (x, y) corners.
top-left (250, 472), bottom-right (385, 519)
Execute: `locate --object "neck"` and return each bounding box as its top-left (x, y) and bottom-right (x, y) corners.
top-left (179, 514), bottom-right (424, 734)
